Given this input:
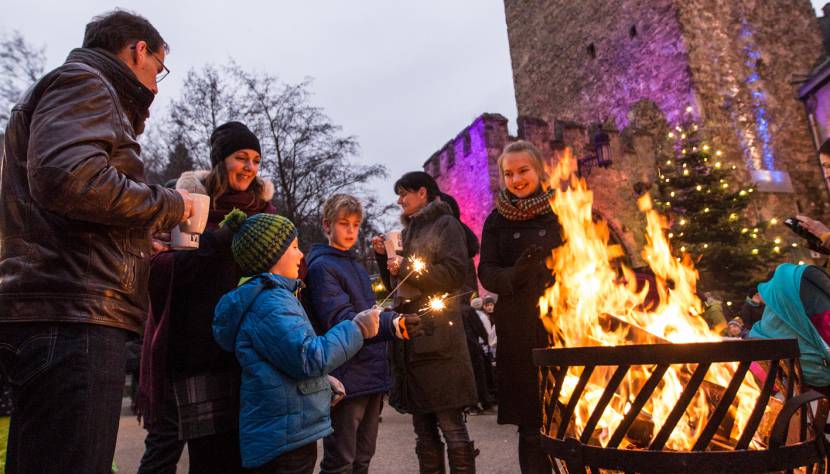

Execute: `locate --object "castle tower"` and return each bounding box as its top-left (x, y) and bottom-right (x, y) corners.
top-left (424, 114), bottom-right (510, 245)
top-left (504, 0), bottom-right (828, 218)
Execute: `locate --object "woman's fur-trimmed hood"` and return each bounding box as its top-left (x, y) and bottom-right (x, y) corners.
top-left (175, 170), bottom-right (275, 202)
top-left (400, 199), bottom-right (453, 228)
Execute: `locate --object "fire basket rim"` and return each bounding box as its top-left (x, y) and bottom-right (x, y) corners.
top-left (541, 435), bottom-right (825, 473)
top-left (532, 338), bottom-right (800, 367)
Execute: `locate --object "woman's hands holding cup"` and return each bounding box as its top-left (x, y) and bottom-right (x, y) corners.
top-left (387, 255), bottom-right (403, 276)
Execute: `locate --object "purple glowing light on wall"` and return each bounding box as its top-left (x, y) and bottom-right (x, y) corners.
top-left (741, 21), bottom-right (776, 171)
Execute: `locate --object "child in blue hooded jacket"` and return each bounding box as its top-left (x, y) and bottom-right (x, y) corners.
top-left (213, 210), bottom-right (380, 472)
top-left (304, 194), bottom-right (426, 473)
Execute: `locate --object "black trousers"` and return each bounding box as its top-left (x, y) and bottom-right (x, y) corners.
top-left (138, 389), bottom-right (185, 474)
top-left (247, 442), bottom-right (317, 474)
top-left (518, 424), bottom-right (552, 474)
top-left (187, 430), bottom-right (243, 473)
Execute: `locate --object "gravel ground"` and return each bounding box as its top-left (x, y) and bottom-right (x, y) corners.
top-left (115, 400), bottom-right (521, 473)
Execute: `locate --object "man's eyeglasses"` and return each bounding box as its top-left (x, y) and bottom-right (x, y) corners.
top-left (130, 44), bottom-right (170, 83)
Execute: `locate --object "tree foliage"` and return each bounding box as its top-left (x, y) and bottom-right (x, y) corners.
top-left (0, 30), bottom-right (393, 250)
top-left (654, 119), bottom-right (790, 304)
top-left (142, 63), bottom-right (389, 247)
top-left (0, 31), bottom-right (46, 129)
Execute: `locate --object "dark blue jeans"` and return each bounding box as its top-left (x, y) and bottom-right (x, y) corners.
top-left (0, 322), bottom-right (127, 474)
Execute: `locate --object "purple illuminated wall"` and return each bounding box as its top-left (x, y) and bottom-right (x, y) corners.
top-left (505, 0), bottom-right (829, 218)
top-left (424, 114), bottom-right (509, 271)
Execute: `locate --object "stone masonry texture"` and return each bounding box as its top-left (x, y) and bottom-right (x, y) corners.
top-left (504, 0), bottom-right (830, 219)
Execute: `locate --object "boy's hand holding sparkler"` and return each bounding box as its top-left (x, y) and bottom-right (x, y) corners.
top-left (394, 314), bottom-right (431, 339)
top-left (353, 307), bottom-right (380, 338)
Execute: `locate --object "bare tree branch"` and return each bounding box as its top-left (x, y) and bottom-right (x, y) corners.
top-left (0, 31), bottom-right (46, 129)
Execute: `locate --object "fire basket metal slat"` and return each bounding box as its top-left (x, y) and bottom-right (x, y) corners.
top-left (607, 364), bottom-right (668, 449)
top-left (533, 338), bottom-right (830, 473)
top-left (735, 361), bottom-right (778, 450)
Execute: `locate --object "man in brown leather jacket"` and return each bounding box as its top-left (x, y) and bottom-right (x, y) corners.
top-left (0, 10), bottom-right (192, 473)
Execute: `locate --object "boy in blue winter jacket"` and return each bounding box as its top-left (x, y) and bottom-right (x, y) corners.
top-left (212, 210), bottom-right (380, 473)
top-left (304, 194), bottom-right (426, 473)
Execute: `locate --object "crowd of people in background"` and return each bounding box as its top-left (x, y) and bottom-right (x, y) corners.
top-left (7, 7), bottom-right (830, 474)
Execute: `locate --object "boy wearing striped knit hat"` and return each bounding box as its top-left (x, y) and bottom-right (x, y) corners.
top-left (212, 210), bottom-right (379, 472)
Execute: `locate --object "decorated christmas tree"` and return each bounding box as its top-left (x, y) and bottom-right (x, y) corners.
top-left (653, 118), bottom-right (791, 307)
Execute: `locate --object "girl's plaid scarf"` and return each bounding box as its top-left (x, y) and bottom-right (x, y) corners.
top-left (496, 188), bottom-right (554, 221)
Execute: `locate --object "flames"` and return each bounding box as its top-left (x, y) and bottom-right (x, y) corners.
top-left (538, 150), bottom-right (763, 450)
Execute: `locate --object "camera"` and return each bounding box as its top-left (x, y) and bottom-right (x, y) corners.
top-left (783, 217), bottom-right (830, 255)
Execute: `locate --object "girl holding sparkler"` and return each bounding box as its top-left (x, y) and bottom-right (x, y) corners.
top-left (478, 141), bottom-right (563, 474)
top-left (373, 171), bottom-right (478, 473)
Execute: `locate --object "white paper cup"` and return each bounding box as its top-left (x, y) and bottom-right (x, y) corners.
top-left (384, 230), bottom-right (402, 256)
top-left (171, 193), bottom-right (211, 250)
top-left (170, 226), bottom-right (201, 249)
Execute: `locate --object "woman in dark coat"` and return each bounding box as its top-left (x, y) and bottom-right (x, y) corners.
top-left (138, 122), bottom-right (276, 474)
top-left (374, 172), bottom-right (478, 473)
top-left (440, 192), bottom-right (496, 413)
top-left (478, 141), bottom-right (563, 474)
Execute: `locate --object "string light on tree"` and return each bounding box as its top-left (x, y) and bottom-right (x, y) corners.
top-left (655, 111), bottom-right (789, 304)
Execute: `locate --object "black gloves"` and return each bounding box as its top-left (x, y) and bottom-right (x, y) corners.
top-left (397, 314), bottom-right (433, 339)
top-left (515, 244), bottom-right (547, 268)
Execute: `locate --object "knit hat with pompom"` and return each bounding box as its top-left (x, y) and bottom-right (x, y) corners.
top-left (220, 208), bottom-right (298, 276)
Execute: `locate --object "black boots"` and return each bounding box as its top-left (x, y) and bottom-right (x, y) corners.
top-left (518, 432), bottom-right (552, 474)
top-left (447, 441), bottom-right (477, 474)
top-left (416, 440), bottom-right (478, 474)
top-left (416, 440), bottom-right (446, 474)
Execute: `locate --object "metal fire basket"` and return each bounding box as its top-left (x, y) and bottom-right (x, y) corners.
top-left (533, 338), bottom-right (829, 473)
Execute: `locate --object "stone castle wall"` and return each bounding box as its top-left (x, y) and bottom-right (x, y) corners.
top-left (674, 0), bottom-right (827, 218)
top-left (424, 114), bottom-right (658, 270)
top-left (503, 0), bottom-right (830, 220)
top-left (424, 114), bottom-right (509, 247)
top-left (504, 0), bottom-right (696, 128)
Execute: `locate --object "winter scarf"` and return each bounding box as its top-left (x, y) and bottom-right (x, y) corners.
top-left (66, 47), bottom-right (155, 134)
top-left (496, 188), bottom-right (554, 221)
top-left (136, 252), bottom-right (175, 429)
top-left (208, 191), bottom-right (274, 230)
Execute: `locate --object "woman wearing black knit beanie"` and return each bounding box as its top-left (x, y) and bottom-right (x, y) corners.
top-left (137, 121), bottom-right (275, 474)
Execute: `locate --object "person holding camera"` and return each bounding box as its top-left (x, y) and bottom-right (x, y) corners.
top-left (793, 216), bottom-right (830, 252)
top-left (478, 140), bottom-right (563, 474)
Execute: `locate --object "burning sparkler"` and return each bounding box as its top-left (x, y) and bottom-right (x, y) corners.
top-left (421, 293), bottom-right (448, 314)
top-left (377, 256), bottom-right (427, 307)
top-left (418, 293), bottom-right (451, 326)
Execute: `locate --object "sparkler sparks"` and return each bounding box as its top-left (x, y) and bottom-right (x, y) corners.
top-left (377, 255), bottom-right (428, 308)
top-left (425, 294), bottom-right (447, 313)
top-left (410, 256), bottom-right (427, 275)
